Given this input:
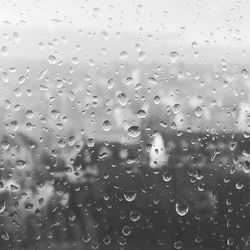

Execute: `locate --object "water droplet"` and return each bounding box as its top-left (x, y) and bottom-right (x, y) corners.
top-left (162, 171), bottom-right (172, 182)
top-left (87, 138), bottom-right (95, 147)
top-left (122, 225), bottom-right (131, 236)
top-left (72, 57), bottom-right (79, 65)
top-left (117, 92), bottom-right (128, 106)
top-left (154, 95), bottom-right (161, 104)
top-left (1, 141), bottom-right (9, 150)
top-left (127, 126), bottom-right (141, 138)
top-left (18, 75), bottom-right (26, 84)
top-left (1, 72), bottom-right (9, 83)
top-left (227, 237), bottom-right (235, 246)
top-left (242, 161), bottom-right (250, 173)
top-left (194, 106), bottom-right (202, 117)
top-left (37, 68), bottom-right (48, 80)
top-left (124, 191), bottom-right (137, 202)
top-left (169, 51), bottom-right (179, 63)
top-left (107, 78), bottom-right (114, 89)
top-left (175, 201), bottom-right (189, 216)
top-left (138, 51), bottom-right (146, 61)
top-left (1, 46), bottom-right (9, 57)
top-left (16, 160), bottom-right (27, 169)
top-left (235, 182), bottom-right (243, 190)
top-left (137, 109), bottom-right (147, 118)
top-left (120, 51), bottom-right (128, 60)
top-left (241, 69), bottom-right (249, 79)
top-left (51, 109), bottom-right (60, 119)
top-left (129, 209), bottom-right (141, 222)
top-left (48, 55), bottom-right (57, 64)
top-left (102, 120), bottom-right (112, 131)
top-left (68, 136), bottom-right (76, 146)
top-left (173, 104), bottom-right (181, 114)
top-left (148, 77), bottom-right (157, 85)
top-left (173, 240), bottom-right (183, 249)
top-left (68, 90), bottom-right (75, 101)
top-left (36, 181), bottom-right (46, 191)
top-left (103, 235), bottom-right (111, 245)
top-left (101, 30), bottom-right (109, 42)
top-left (82, 232), bottom-right (91, 243)
top-left (136, 4), bottom-right (143, 14)
top-left (0, 201), bottom-right (5, 213)
top-left (191, 41), bottom-right (198, 49)
top-left (116, 236), bottom-right (127, 246)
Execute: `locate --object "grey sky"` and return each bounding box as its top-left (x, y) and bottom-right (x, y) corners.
top-left (0, 0), bottom-right (249, 61)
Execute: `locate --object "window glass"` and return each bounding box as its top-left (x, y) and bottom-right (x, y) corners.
top-left (0, 1), bottom-right (250, 249)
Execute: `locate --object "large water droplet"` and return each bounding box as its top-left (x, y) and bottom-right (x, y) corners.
top-left (102, 120), bottom-right (112, 131)
top-left (120, 51), bottom-right (128, 60)
top-left (162, 171), bottom-right (172, 182)
top-left (129, 209), bottom-right (141, 222)
top-left (127, 126), bottom-right (141, 138)
top-left (137, 109), bottom-right (147, 118)
top-left (173, 240), bottom-right (183, 249)
top-left (124, 191), bottom-right (137, 202)
top-left (107, 78), bottom-right (114, 89)
top-left (175, 201), bottom-right (189, 216)
top-left (117, 92), bottom-right (128, 106)
top-left (241, 69), bottom-right (249, 79)
top-left (48, 55), bottom-right (57, 64)
top-left (16, 160), bottom-right (27, 169)
top-left (122, 225), bottom-right (131, 236)
top-left (194, 106), bottom-right (202, 117)
top-left (116, 236), bottom-right (127, 246)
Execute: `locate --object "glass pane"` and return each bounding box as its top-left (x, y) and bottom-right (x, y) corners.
top-left (0, 0), bottom-right (249, 249)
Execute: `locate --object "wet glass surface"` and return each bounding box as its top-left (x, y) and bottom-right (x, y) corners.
top-left (0, 1), bottom-right (250, 249)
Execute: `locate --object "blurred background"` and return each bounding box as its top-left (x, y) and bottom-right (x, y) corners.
top-left (0, 0), bottom-right (250, 249)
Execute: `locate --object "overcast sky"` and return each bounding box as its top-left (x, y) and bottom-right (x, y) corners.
top-left (0, 0), bottom-right (249, 61)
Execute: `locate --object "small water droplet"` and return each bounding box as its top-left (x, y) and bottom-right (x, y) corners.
top-left (162, 171), bottom-right (172, 182)
top-left (136, 4), bottom-right (143, 14)
top-left (120, 51), bottom-right (128, 60)
top-left (241, 69), bottom-right (249, 79)
top-left (138, 51), bottom-right (146, 61)
top-left (173, 104), bottom-right (181, 114)
top-left (116, 236), bottom-right (127, 246)
top-left (101, 30), bottom-right (109, 42)
top-left (169, 51), bottom-right (179, 63)
top-left (72, 57), bottom-right (79, 65)
top-left (1, 141), bottom-right (9, 150)
top-left (87, 138), bottom-right (95, 147)
top-left (191, 41), bottom-right (198, 49)
top-left (122, 225), bottom-right (131, 236)
top-left (107, 78), bottom-right (114, 89)
top-left (0, 201), bottom-right (5, 213)
top-left (1, 46), bottom-right (9, 57)
top-left (173, 240), bottom-right (183, 249)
